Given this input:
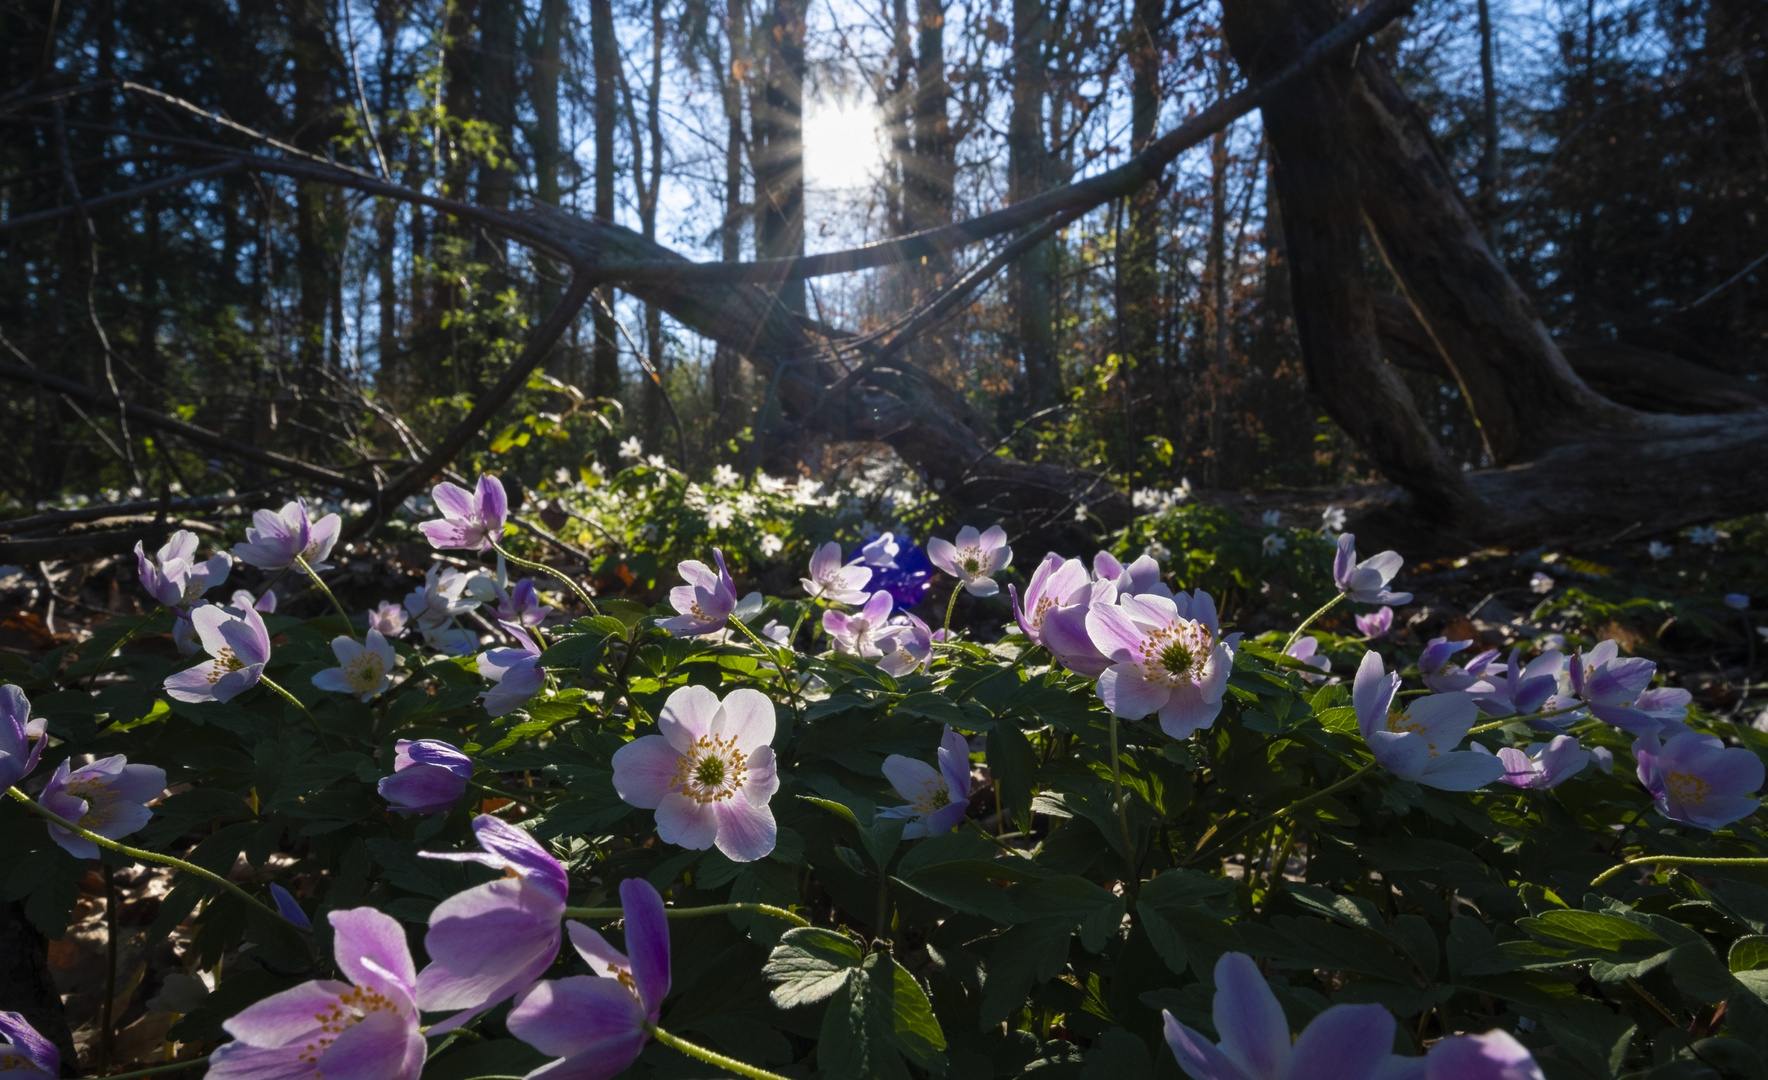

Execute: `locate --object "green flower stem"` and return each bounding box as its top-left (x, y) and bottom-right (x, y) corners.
top-left (563, 902), bottom-right (811, 928)
top-left (647, 1023), bottom-right (795, 1080)
top-left (260, 674), bottom-right (333, 752)
top-left (728, 616), bottom-right (798, 703)
top-left (84, 609), bottom-right (160, 689)
top-left (491, 539), bottom-right (600, 617)
top-left (6, 786), bottom-right (304, 933)
top-left (1187, 762), bottom-right (1378, 867)
top-left (465, 778), bottom-right (540, 813)
top-left (1467, 703), bottom-right (1585, 736)
top-left (1590, 854), bottom-right (1768, 889)
top-left (82, 1056), bottom-right (211, 1080)
top-left (1284, 593), bottom-right (1344, 652)
top-left (942, 586), bottom-right (962, 639)
top-left (294, 554), bottom-right (355, 637)
top-left (1106, 712), bottom-right (1138, 891)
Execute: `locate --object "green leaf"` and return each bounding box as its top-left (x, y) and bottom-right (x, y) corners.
top-left (895, 691), bottom-right (969, 727)
top-left (987, 721), bottom-right (1038, 832)
top-left (818, 953), bottom-right (947, 1080)
top-left (1732, 936), bottom-right (1768, 973)
top-left (764, 926), bottom-right (864, 1008)
top-left (1519, 910), bottom-right (1669, 958)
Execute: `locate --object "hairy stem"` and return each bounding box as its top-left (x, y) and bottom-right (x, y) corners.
top-left (260, 674), bottom-right (333, 752)
top-left (294, 554), bottom-right (355, 636)
top-left (1107, 712), bottom-right (1138, 895)
top-left (1590, 854), bottom-right (1768, 889)
top-left (83, 1057), bottom-right (211, 1080)
top-left (491, 539), bottom-right (600, 617)
top-left (6, 787), bottom-right (303, 932)
top-left (1284, 592), bottom-right (1343, 652)
top-left (563, 901), bottom-right (810, 928)
top-left (647, 1024), bottom-right (795, 1080)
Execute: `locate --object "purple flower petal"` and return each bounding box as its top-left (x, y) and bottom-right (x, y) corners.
top-left (711, 795), bottom-right (777, 863)
top-left (418, 878), bottom-right (563, 1025)
top-left (1163, 1010), bottom-right (1255, 1080)
top-left (310, 1004), bottom-right (422, 1080)
top-left (1290, 1004), bottom-right (1397, 1080)
top-left (1210, 953), bottom-right (1292, 1080)
top-left (0, 1010), bottom-right (59, 1078)
top-left (1098, 665), bottom-right (1171, 720)
top-left (713, 687), bottom-right (776, 754)
top-left (654, 791), bottom-right (720, 850)
top-left (658, 684), bottom-right (721, 752)
top-left (507, 975), bottom-right (647, 1065)
top-left (617, 878), bottom-right (671, 1020)
top-left (1423, 1030), bottom-right (1543, 1080)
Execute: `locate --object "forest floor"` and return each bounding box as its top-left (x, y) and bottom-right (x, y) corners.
top-left (1, 502), bottom-right (1762, 1074)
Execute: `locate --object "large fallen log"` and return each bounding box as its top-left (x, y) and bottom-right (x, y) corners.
top-left (1227, 0), bottom-right (1768, 548)
top-left (1372, 293), bottom-right (1768, 416)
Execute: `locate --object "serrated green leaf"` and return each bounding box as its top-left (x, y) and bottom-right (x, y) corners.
top-left (763, 926), bottom-right (863, 1008)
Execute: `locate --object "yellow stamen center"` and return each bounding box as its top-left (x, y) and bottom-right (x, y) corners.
top-left (1135, 618), bottom-right (1213, 688)
top-left (1664, 770), bottom-right (1711, 806)
top-left (297, 985), bottom-right (401, 1066)
top-left (671, 732), bottom-right (749, 804)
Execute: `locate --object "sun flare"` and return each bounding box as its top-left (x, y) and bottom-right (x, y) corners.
top-left (802, 99), bottom-right (884, 191)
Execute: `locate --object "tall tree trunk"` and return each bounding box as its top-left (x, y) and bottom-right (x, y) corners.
top-left (591, 0), bottom-right (621, 399)
top-left (1203, 49), bottom-right (1233, 484)
top-left (641, 0), bottom-right (667, 447)
top-left (1117, 0), bottom-right (1163, 450)
top-left (910, 0), bottom-right (953, 234)
top-left (375, 0), bottom-right (400, 390)
top-left (711, 0), bottom-right (749, 434)
top-left (1009, 0), bottom-right (1057, 409)
top-left (1475, 0), bottom-right (1500, 248)
top-left (753, 0), bottom-right (806, 313)
top-left (290, 0), bottom-right (333, 402)
top-left (533, 0), bottom-right (567, 376)
top-left (477, 0), bottom-right (518, 280)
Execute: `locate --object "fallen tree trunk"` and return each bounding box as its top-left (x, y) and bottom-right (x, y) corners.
top-left (1373, 293), bottom-right (1768, 415)
top-left (1226, 0), bottom-right (1768, 548)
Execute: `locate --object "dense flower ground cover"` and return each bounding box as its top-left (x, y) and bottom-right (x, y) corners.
top-left (3, 468), bottom-right (1767, 1080)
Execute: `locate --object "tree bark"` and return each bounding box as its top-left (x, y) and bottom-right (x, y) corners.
top-left (711, 0), bottom-right (750, 438)
top-left (532, 0), bottom-right (567, 375)
top-left (1475, 0), bottom-right (1500, 247)
top-left (1117, 0), bottom-right (1164, 446)
top-left (1009, 0), bottom-right (1057, 410)
top-left (641, 0), bottom-right (667, 446)
top-left (1373, 292), bottom-right (1768, 415)
top-left (753, 0), bottom-right (807, 313)
top-left (591, 0), bottom-right (621, 400)
top-left (289, 0), bottom-right (334, 397)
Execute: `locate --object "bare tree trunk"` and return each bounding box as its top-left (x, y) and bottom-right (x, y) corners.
top-left (641, 0), bottom-right (667, 447)
top-left (711, 0), bottom-right (749, 435)
top-left (1475, 0), bottom-right (1500, 248)
top-left (591, 0), bottom-right (621, 399)
top-left (375, 1), bottom-right (400, 390)
top-left (532, 0), bottom-right (567, 375)
top-left (753, 0), bottom-right (807, 314)
top-left (1116, 0), bottom-right (1163, 449)
top-left (290, 0), bottom-right (333, 403)
top-left (1009, 0), bottom-right (1057, 410)
top-left (910, 0), bottom-right (954, 239)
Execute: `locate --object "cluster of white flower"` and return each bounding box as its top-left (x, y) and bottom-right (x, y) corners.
top-left (532, 452), bottom-right (928, 567)
top-left (1131, 479), bottom-right (1193, 512)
